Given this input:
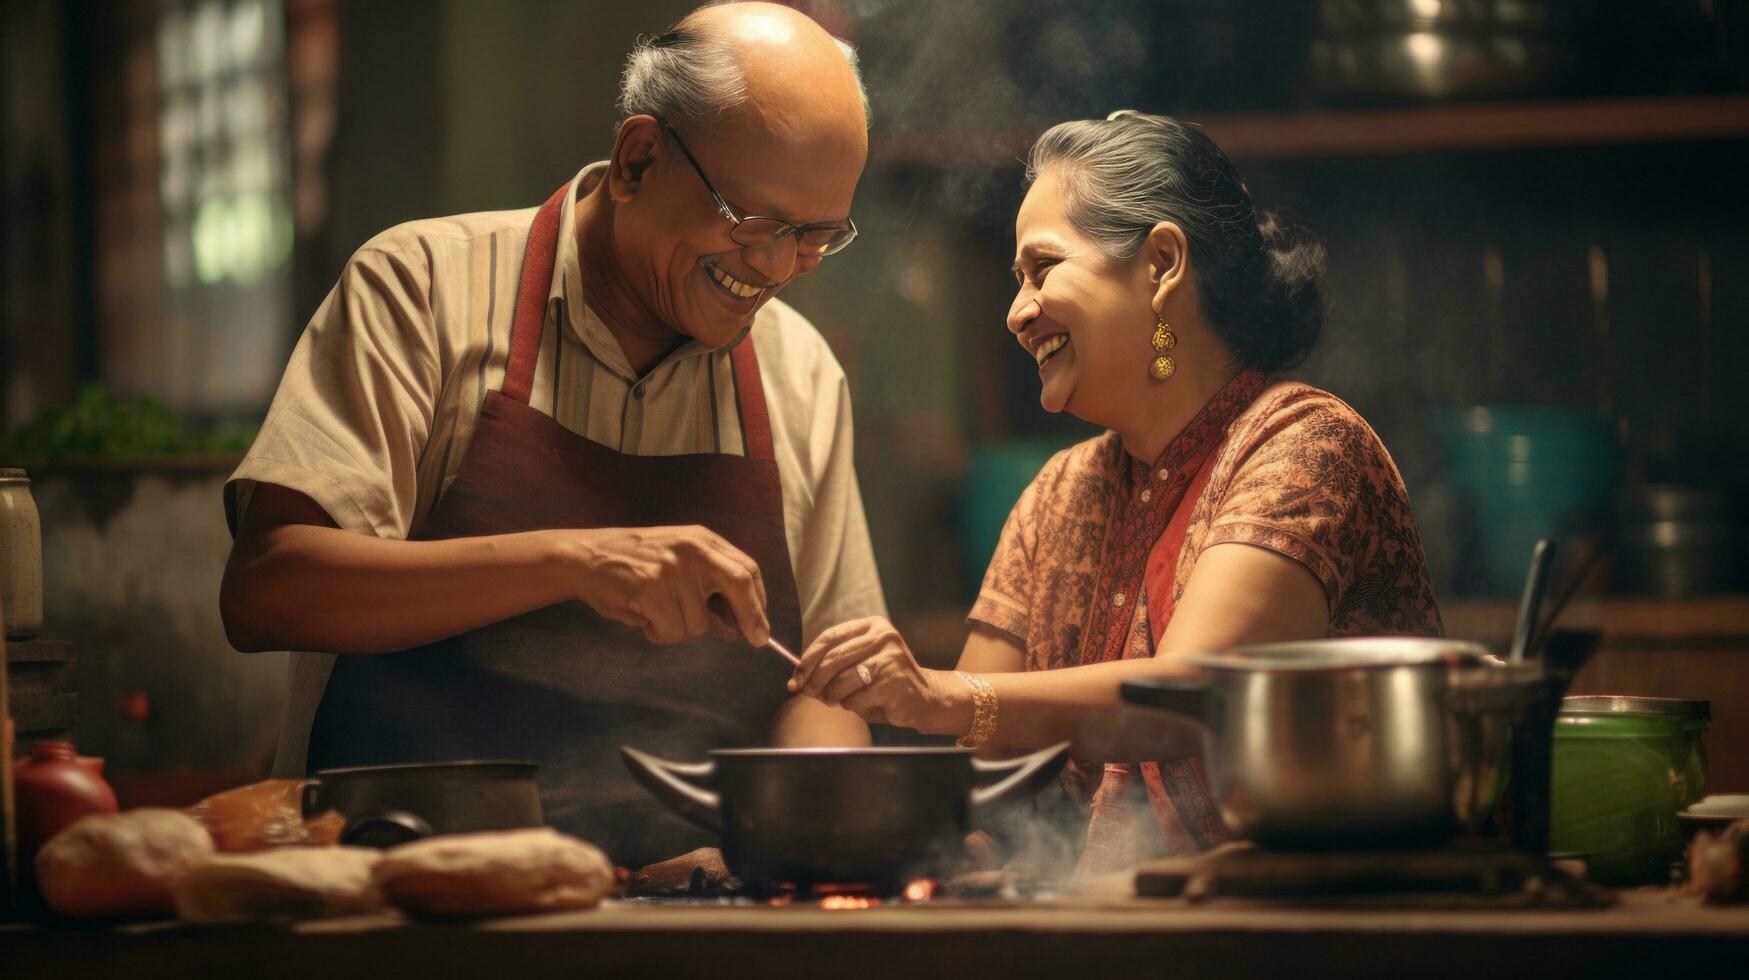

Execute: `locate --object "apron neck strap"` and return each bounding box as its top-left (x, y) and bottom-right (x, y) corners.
top-left (502, 183), bottom-right (570, 406)
top-left (729, 337), bottom-right (775, 463)
top-left (500, 182), bottom-right (778, 464)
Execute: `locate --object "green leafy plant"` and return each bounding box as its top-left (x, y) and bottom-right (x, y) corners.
top-left (0, 385), bottom-right (257, 465)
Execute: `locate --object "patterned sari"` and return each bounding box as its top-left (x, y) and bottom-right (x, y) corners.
top-left (970, 372), bottom-right (1443, 875)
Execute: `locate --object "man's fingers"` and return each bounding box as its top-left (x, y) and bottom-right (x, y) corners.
top-left (701, 557), bottom-right (768, 647)
top-left (675, 581), bottom-right (711, 642)
top-left (696, 533), bottom-right (767, 615)
top-left (637, 590), bottom-right (687, 645)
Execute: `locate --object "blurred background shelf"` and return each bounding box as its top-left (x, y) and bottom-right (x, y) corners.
top-left (872, 95), bottom-right (1749, 166)
top-left (1444, 595), bottom-right (1749, 645)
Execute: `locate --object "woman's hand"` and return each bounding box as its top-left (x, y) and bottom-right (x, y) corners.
top-left (788, 617), bottom-right (969, 734)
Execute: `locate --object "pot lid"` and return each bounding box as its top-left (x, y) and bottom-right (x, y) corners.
top-left (1186, 637), bottom-right (1495, 672)
top-left (1560, 695), bottom-right (1711, 718)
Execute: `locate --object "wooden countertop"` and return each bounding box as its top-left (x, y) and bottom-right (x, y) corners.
top-left (5, 889), bottom-right (1746, 979)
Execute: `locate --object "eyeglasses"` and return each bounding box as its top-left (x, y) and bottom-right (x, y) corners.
top-left (662, 124), bottom-right (859, 258)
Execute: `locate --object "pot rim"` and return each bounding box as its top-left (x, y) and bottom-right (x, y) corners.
top-left (709, 746), bottom-right (973, 759)
top-left (1560, 695), bottom-right (1711, 718)
top-left (313, 759), bottom-right (538, 777)
top-left (1186, 637), bottom-right (1494, 673)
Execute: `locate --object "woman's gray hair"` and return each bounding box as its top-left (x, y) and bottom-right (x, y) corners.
top-left (1026, 110), bottom-right (1326, 373)
top-left (617, 25), bottom-right (869, 129)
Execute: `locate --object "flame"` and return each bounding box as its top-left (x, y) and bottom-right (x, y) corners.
top-left (818, 895), bottom-right (878, 910)
top-left (903, 879), bottom-right (939, 902)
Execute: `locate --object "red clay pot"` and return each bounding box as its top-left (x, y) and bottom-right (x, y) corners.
top-left (14, 741), bottom-right (120, 864)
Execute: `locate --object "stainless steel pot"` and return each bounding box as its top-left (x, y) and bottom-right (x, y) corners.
top-left (1121, 638), bottom-right (1538, 849)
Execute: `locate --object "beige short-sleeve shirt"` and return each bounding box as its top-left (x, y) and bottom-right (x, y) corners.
top-left (229, 164), bottom-right (887, 775)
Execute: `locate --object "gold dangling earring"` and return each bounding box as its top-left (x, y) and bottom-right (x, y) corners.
top-left (1149, 312), bottom-right (1177, 381)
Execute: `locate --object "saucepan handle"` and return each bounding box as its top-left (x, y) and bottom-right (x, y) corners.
top-left (301, 779), bottom-right (324, 817)
top-left (341, 809), bottom-right (434, 849)
top-left (970, 741), bottom-right (1071, 810)
top-left (620, 747), bottom-right (723, 833)
top-left (1444, 661), bottom-right (1546, 714)
top-left (1119, 676), bottom-right (1214, 723)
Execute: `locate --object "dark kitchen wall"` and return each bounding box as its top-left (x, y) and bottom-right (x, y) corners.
top-left (774, 0), bottom-right (1749, 613)
top-left (321, 0), bottom-right (698, 277)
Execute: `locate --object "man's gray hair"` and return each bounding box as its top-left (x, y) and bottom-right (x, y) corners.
top-left (617, 24), bottom-right (869, 130)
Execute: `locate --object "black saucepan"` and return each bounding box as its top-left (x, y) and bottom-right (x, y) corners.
top-left (622, 743), bottom-right (1069, 890)
top-left (301, 760), bottom-right (542, 848)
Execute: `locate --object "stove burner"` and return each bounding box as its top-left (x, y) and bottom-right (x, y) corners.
top-left (622, 872), bottom-right (1031, 908)
top-left (1136, 843), bottom-right (1612, 908)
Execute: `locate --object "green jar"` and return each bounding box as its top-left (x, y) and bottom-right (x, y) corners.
top-left (1550, 696), bottom-right (1710, 886)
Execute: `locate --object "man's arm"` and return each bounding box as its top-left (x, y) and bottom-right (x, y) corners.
top-left (221, 484), bottom-right (773, 654)
top-left (769, 694), bottom-right (870, 747)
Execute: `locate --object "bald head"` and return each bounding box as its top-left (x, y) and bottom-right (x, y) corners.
top-left (619, 3), bottom-right (867, 142)
top-left (683, 3), bottom-right (868, 137)
top-left (598, 3), bottom-right (870, 351)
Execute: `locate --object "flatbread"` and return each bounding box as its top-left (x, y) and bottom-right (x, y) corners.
top-left (373, 828), bottom-right (613, 919)
top-left (173, 846), bottom-right (386, 922)
top-left (35, 809), bottom-right (215, 920)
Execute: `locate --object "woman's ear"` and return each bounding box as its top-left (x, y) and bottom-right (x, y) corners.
top-left (1145, 221), bottom-right (1190, 312)
top-left (606, 115), bottom-right (662, 204)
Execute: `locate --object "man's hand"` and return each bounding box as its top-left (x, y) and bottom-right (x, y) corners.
top-left (565, 525), bottom-right (771, 647)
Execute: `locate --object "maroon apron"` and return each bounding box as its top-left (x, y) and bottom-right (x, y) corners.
top-left (307, 186), bottom-right (802, 868)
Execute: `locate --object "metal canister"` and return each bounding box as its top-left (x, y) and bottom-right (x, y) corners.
top-left (1551, 696), bottom-right (1710, 885)
top-left (0, 469), bottom-right (43, 639)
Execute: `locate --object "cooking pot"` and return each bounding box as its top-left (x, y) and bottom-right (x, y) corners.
top-left (622, 743), bottom-right (1069, 889)
top-left (301, 760), bottom-right (543, 848)
top-left (1121, 638), bottom-right (1539, 849)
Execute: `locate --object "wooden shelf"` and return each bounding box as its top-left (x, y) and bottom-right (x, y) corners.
top-left (893, 596), bottom-right (1749, 664)
top-left (1443, 595), bottom-right (1749, 647)
top-left (870, 95), bottom-right (1749, 166)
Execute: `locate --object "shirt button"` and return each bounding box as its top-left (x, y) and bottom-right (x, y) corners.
top-left (1112, 592), bottom-right (1127, 607)
top-left (1140, 488), bottom-right (1153, 502)
top-left (1157, 468), bottom-right (1170, 481)
top-left (632, 383), bottom-right (646, 399)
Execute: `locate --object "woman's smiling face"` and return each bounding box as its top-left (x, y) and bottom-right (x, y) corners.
top-left (1008, 166), bottom-right (1150, 423)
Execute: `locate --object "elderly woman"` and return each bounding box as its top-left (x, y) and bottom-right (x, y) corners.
top-left (789, 111), bottom-right (1444, 874)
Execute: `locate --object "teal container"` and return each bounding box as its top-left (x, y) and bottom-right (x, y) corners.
top-left (1550, 696), bottom-right (1710, 886)
top-left (1436, 406), bottom-right (1617, 595)
top-left (959, 442), bottom-right (1068, 597)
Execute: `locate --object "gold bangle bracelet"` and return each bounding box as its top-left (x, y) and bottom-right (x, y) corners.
top-left (954, 671), bottom-right (998, 749)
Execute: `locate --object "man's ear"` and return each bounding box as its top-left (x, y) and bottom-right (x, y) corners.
top-left (1146, 221), bottom-right (1189, 312)
top-left (607, 115), bottom-right (662, 204)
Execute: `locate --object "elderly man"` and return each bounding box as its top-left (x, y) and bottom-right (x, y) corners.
top-left (220, 3), bottom-right (880, 867)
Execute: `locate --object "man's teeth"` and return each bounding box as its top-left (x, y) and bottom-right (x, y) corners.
top-left (1034, 334), bottom-right (1069, 365)
top-left (710, 264), bottom-right (762, 299)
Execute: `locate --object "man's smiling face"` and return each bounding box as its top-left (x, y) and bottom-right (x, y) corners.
top-left (616, 113), bottom-right (864, 348)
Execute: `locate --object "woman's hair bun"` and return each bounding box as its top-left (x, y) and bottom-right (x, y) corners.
top-left (1246, 210), bottom-right (1326, 372)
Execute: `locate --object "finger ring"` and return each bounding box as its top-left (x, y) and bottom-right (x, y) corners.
top-left (856, 663), bottom-right (873, 687)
